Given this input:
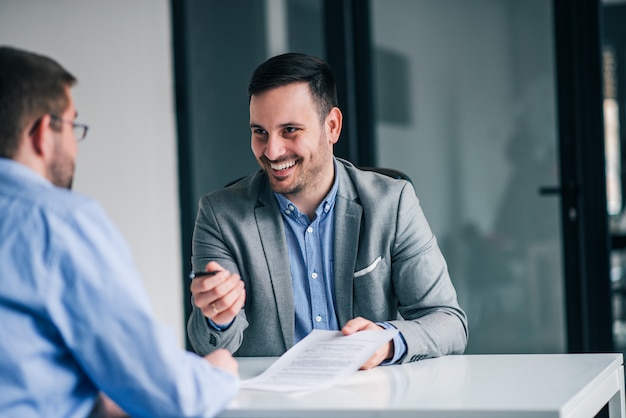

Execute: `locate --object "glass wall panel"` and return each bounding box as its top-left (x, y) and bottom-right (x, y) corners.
top-left (371, 0), bottom-right (566, 353)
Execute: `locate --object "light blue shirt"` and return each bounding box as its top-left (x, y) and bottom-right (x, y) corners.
top-left (274, 160), bottom-right (407, 363)
top-left (0, 158), bottom-right (239, 418)
top-left (274, 173), bottom-right (339, 343)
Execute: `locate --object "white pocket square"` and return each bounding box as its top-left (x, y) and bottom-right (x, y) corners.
top-left (354, 256), bottom-right (382, 278)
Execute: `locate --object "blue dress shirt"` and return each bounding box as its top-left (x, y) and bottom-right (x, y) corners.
top-left (0, 158), bottom-right (238, 418)
top-left (274, 160), bottom-right (407, 363)
top-left (274, 175), bottom-right (339, 343)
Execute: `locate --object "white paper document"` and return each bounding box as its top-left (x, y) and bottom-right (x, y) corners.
top-left (240, 328), bottom-right (398, 392)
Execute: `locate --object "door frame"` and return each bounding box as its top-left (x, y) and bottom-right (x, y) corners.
top-left (553, 0), bottom-right (613, 352)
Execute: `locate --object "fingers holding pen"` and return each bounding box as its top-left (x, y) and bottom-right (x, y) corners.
top-left (207, 280), bottom-right (246, 324)
top-left (196, 280), bottom-right (246, 324)
top-left (215, 286), bottom-right (246, 323)
top-left (190, 263), bottom-right (246, 325)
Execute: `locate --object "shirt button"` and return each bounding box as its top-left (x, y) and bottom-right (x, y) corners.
top-left (288, 205), bottom-right (295, 211)
top-left (311, 272), bottom-right (318, 279)
top-left (315, 316), bottom-right (322, 322)
top-left (285, 209), bottom-right (291, 215)
top-left (307, 226), bottom-right (313, 233)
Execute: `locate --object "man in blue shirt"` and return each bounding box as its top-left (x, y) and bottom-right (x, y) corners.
top-left (0, 46), bottom-right (240, 417)
top-left (187, 53), bottom-right (468, 369)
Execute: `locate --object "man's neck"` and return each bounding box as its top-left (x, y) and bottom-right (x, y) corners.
top-left (285, 163), bottom-right (336, 220)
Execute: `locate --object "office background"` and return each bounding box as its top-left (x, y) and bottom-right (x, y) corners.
top-left (1, 0), bottom-right (624, 356)
top-left (0, 0), bottom-right (185, 343)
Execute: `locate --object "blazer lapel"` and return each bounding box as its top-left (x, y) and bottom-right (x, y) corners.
top-left (256, 181), bottom-right (295, 349)
top-left (333, 164), bottom-right (362, 326)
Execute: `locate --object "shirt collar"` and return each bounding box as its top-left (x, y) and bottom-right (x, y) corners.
top-left (0, 157), bottom-right (54, 189)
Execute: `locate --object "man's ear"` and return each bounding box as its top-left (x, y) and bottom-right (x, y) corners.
top-left (29, 115), bottom-right (52, 156)
top-left (326, 107), bottom-right (343, 144)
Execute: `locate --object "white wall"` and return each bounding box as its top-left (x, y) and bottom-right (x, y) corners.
top-left (0, 1), bottom-right (184, 344)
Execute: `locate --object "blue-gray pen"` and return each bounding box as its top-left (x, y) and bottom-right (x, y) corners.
top-left (188, 271), bottom-right (219, 280)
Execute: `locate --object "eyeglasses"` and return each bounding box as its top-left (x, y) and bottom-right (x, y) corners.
top-left (50, 115), bottom-right (89, 142)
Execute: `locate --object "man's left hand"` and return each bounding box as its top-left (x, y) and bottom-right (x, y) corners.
top-left (341, 316), bottom-right (394, 370)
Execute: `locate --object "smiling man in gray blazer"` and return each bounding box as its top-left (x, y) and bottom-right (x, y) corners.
top-left (187, 53), bottom-right (468, 369)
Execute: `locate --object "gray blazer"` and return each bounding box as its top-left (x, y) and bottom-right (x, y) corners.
top-left (188, 158), bottom-right (468, 364)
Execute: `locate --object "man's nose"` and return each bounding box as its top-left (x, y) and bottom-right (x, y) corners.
top-left (264, 133), bottom-right (286, 161)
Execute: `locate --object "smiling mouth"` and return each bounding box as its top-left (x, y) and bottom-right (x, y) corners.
top-left (270, 160), bottom-right (297, 172)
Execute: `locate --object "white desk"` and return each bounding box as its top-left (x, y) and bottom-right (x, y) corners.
top-left (218, 353), bottom-right (625, 418)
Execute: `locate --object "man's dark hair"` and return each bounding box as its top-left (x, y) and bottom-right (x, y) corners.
top-left (0, 46), bottom-right (77, 158)
top-left (248, 52), bottom-right (338, 123)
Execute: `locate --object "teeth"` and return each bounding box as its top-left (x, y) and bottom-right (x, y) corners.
top-left (271, 161), bottom-right (296, 171)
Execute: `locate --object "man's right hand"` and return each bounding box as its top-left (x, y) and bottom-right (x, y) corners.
top-left (204, 349), bottom-right (239, 377)
top-left (190, 261), bottom-right (246, 326)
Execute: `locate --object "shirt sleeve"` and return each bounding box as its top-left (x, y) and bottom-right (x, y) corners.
top-left (207, 317), bottom-right (234, 331)
top-left (377, 322), bottom-right (408, 365)
top-left (44, 199), bottom-right (239, 417)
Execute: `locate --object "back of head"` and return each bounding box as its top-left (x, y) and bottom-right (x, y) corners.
top-left (0, 46), bottom-right (76, 159)
top-left (248, 52), bottom-right (338, 122)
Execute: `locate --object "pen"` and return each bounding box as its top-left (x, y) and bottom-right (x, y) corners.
top-left (188, 270), bottom-right (220, 280)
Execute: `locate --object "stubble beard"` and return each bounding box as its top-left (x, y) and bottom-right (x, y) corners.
top-left (265, 135), bottom-right (332, 198)
top-left (48, 141), bottom-right (75, 190)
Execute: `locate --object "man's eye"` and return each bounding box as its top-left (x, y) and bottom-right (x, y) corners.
top-left (284, 127), bottom-right (300, 134)
top-left (252, 128), bottom-right (267, 136)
